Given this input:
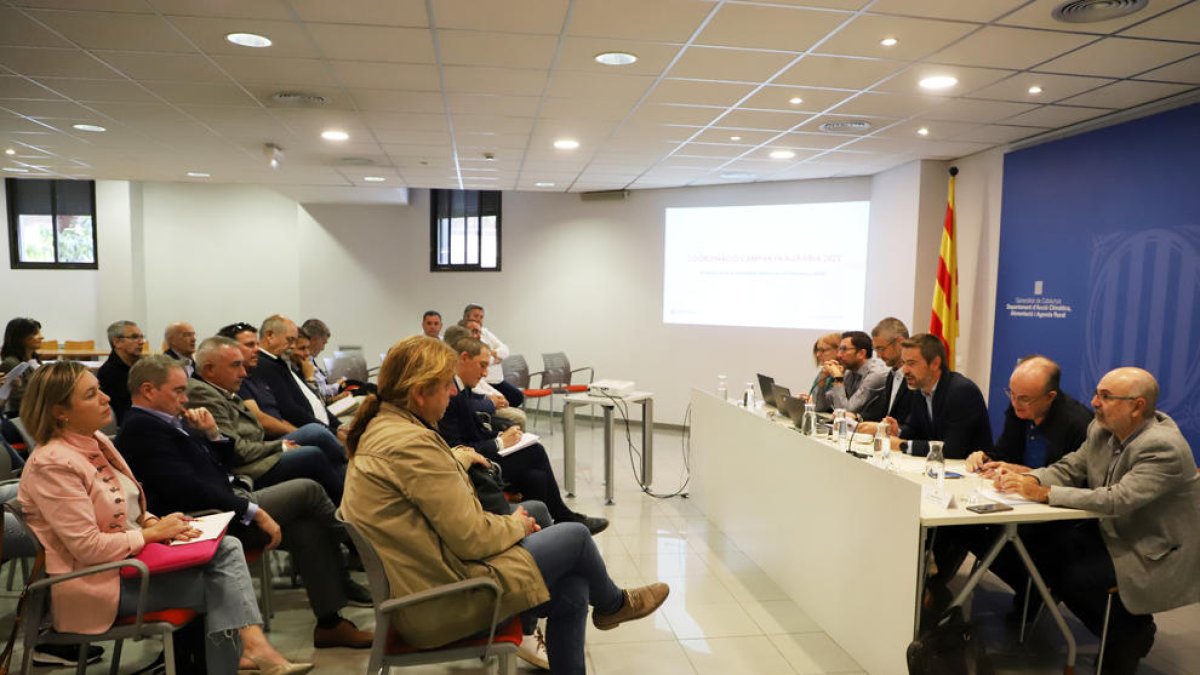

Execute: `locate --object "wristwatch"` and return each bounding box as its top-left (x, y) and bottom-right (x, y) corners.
top-left (833, 376), bottom-right (845, 383)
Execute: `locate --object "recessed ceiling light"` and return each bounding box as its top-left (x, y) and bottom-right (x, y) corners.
top-left (363, 176), bottom-right (386, 182)
top-left (1028, 85), bottom-right (1044, 95)
top-left (919, 75), bottom-right (958, 90)
top-left (769, 149), bottom-right (796, 159)
top-left (720, 171), bottom-right (755, 181)
top-left (4, 148), bottom-right (14, 155)
top-left (535, 181), bottom-right (556, 188)
top-left (3, 167), bottom-right (29, 173)
top-left (321, 130), bottom-right (349, 142)
top-left (553, 139), bottom-right (579, 150)
top-left (788, 96), bottom-right (803, 105)
top-left (72, 123), bottom-right (106, 132)
top-left (880, 37), bottom-right (899, 47)
top-left (186, 171), bottom-right (210, 178)
top-left (594, 51), bottom-right (638, 66)
top-left (729, 135), bottom-right (742, 141)
top-left (226, 32), bottom-right (272, 48)
top-left (917, 127), bottom-right (930, 136)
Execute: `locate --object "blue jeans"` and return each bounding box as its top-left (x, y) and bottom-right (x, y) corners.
top-left (256, 446), bottom-right (346, 505)
top-left (284, 423), bottom-right (345, 467)
top-left (520, 523), bottom-right (623, 675)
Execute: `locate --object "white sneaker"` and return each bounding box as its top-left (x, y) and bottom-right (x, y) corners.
top-left (516, 627), bottom-right (549, 670)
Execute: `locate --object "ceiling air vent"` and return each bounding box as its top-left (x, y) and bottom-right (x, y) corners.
top-left (270, 91), bottom-right (328, 107)
top-left (818, 120), bottom-right (871, 133)
top-left (1052, 0), bottom-right (1148, 23)
top-left (338, 157), bottom-right (375, 166)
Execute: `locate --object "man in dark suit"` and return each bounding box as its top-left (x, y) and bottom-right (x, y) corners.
top-left (96, 319), bottom-right (145, 425)
top-left (116, 355), bottom-right (372, 649)
top-left (439, 337), bottom-right (608, 535)
top-left (244, 315), bottom-right (341, 436)
top-left (862, 317), bottom-right (915, 423)
top-left (869, 333), bottom-right (992, 459)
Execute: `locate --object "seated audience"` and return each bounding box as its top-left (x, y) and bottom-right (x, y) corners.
top-left (463, 304), bottom-right (509, 385)
top-left (420, 310), bottom-right (442, 338)
top-left (859, 333), bottom-right (991, 459)
top-left (999, 367), bottom-right (1200, 675)
top-left (864, 317), bottom-right (915, 424)
top-left (1, 316), bottom-right (43, 417)
top-left (96, 320), bottom-right (146, 424)
top-left (247, 315), bottom-right (341, 435)
top-left (341, 336), bottom-right (668, 675)
top-left (446, 323), bottom-right (527, 428)
top-left (162, 321), bottom-right (197, 376)
top-left (807, 332), bottom-right (841, 411)
top-left (187, 337), bottom-right (346, 504)
top-left (116, 355), bottom-right (373, 648)
top-left (440, 337), bottom-right (608, 535)
top-left (299, 319), bottom-right (348, 403)
top-left (16, 360), bottom-right (311, 675)
top-left (812, 330), bottom-right (888, 419)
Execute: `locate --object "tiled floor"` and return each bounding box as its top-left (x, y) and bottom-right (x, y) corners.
top-left (4, 419), bottom-right (1199, 673)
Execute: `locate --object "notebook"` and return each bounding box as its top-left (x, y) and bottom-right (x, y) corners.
top-left (120, 511), bottom-right (235, 578)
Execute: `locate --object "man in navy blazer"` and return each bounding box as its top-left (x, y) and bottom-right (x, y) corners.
top-left (871, 333), bottom-right (992, 460)
top-left (862, 317), bottom-right (915, 423)
top-left (116, 355), bottom-right (373, 649)
top-left (245, 315), bottom-right (340, 435)
top-left (439, 337), bottom-right (608, 535)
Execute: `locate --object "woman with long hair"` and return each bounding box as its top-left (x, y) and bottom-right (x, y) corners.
top-left (0, 316), bottom-right (44, 416)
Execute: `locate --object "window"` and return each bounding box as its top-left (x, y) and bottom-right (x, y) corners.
top-left (5, 178), bottom-right (98, 269)
top-left (430, 189), bottom-right (501, 272)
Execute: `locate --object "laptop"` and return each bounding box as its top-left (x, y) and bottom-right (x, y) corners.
top-left (771, 384), bottom-right (792, 410)
top-left (756, 373), bottom-right (776, 407)
top-left (779, 393), bottom-right (805, 420)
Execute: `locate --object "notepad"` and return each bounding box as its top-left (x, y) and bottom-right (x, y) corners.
top-left (498, 432), bottom-right (540, 457)
top-left (171, 511), bottom-right (235, 546)
top-left (0, 360), bottom-right (35, 400)
top-left (328, 394), bottom-right (364, 418)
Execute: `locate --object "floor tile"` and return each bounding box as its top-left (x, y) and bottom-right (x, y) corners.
top-left (588, 637), bottom-right (697, 675)
top-left (662, 601), bottom-right (763, 640)
top-left (769, 633), bottom-right (863, 674)
top-left (680, 635), bottom-right (796, 675)
top-left (741, 599), bottom-right (823, 635)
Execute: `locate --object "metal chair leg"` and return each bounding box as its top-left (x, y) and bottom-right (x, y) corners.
top-left (75, 642), bottom-right (89, 675)
top-left (109, 639), bottom-right (125, 675)
top-left (162, 632), bottom-right (177, 675)
top-left (496, 653), bottom-right (517, 675)
top-left (1096, 591), bottom-right (1114, 675)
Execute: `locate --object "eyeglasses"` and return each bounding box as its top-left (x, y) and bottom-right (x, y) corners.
top-left (118, 333), bottom-right (145, 341)
top-left (835, 345), bottom-right (855, 353)
top-left (1004, 388), bottom-right (1049, 406)
top-left (217, 322), bottom-right (256, 338)
top-left (1094, 390), bottom-right (1139, 403)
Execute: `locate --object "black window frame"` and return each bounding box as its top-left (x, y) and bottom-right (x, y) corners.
top-left (429, 188), bottom-right (502, 272)
top-left (5, 178), bottom-right (99, 270)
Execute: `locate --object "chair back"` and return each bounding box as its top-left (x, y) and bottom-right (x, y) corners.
top-left (541, 352), bottom-right (573, 387)
top-left (501, 355), bottom-right (532, 389)
top-left (63, 340), bottom-right (94, 351)
top-left (327, 351), bottom-right (369, 383)
top-left (3, 500), bottom-right (51, 653)
top-left (338, 514), bottom-right (391, 607)
top-left (39, 340), bottom-right (59, 352)
top-left (9, 418), bottom-right (36, 454)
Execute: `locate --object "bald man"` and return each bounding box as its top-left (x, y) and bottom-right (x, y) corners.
top-left (998, 367), bottom-right (1200, 674)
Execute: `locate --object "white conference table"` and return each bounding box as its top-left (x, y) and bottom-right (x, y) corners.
top-left (690, 389), bottom-right (1100, 675)
top-left (561, 390), bottom-right (653, 504)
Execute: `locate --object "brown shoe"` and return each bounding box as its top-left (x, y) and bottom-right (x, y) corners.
top-left (314, 618), bottom-right (373, 649)
top-left (592, 583), bottom-right (670, 631)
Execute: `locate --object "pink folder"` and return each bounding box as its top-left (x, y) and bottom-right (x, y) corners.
top-left (120, 535), bottom-right (226, 578)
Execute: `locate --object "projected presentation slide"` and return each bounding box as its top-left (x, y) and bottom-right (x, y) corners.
top-left (663, 201), bottom-right (870, 329)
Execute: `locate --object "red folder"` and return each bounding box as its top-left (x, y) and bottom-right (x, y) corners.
top-left (120, 532), bottom-right (228, 578)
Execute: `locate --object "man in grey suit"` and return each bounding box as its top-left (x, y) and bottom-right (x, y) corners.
top-left (999, 367), bottom-right (1200, 674)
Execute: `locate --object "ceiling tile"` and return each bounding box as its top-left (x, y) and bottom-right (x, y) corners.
top-left (0, 75), bottom-right (63, 100)
top-left (720, 108), bottom-right (812, 131)
top-left (927, 26), bottom-right (1097, 70)
top-left (948, 123), bottom-right (1049, 144)
top-left (352, 89), bottom-right (444, 113)
top-left (568, 0), bottom-right (715, 42)
top-left (1035, 37), bottom-right (1198, 79)
top-left (306, 24), bottom-right (435, 63)
top-left (674, 142), bottom-right (752, 158)
top-left (556, 37), bottom-right (682, 77)
top-left (1121, 2), bottom-right (1200, 42)
top-left (211, 56), bottom-right (336, 87)
top-left (96, 51), bottom-right (228, 83)
top-left (872, 64), bottom-right (1015, 96)
top-left (433, 0), bottom-right (564, 33)
top-left (781, 130), bottom-right (861, 150)
top-left (10, 0), bottom-right (153, 13)
top-left (165, 17), bottom-right (320, 59)
top-left (454, 114), bottom-right (533, 134)
top-left (147, 0), bottom-right (294, 20)
top-left (0, 47), bottom-right (121, 79)
top-left (968, 72), bottom-right (1115, 104)
top-left (329, 62), bottom-right (440, 90)
top-left (696, 4), bottom-right (850, 52)
top-left (775, 55), bottom-right (903, 89)
top-left (871, 118), bottom-right (980, 140)
top-left (691, 127), bottom-right (778, 144)
top-left (0, 7), bottom-right (72, 48)
top-left (739, 85), bottom-right (853, 112)
top-left (26, 10), bottom-right (195, 52)
top-left (291, 0), bottom-right (428, 27)
top-left (442, 66), bottom-right (548, 96)
top-left (1002, 104), bottom-right (1111, 127)
top-left (34, 77), bottom-right (158, 102)
top-left (1139, 54), bottom-right (1200, 84)
top-left (998, 0), bottom-right (1190, 33)
top-left (626, 103), bottom-right (723, 125)
top-left (541, 97), bottom-right (636, 121)
top-left (646, 79), bottom-right (757, 107)
top-left (544, 72), bottom-right (653, 103)
top-left (0, 98), bottom-right (90, 119)
top-left (864, 0), bottom-right (1016, 22)
top-left (444, 93), bottom-right (539, 116)
top-left (922, 98), bottom-right (1041, 123)
top-left (829, 91), bottom-right (940, 117)
top-left (668, 47), bottom-right (797, 82)
top-left (438, 30), bottom-right (558, 70)
top-left (1059, 80), bottom-right (1196, 109)
top-left (816, 15), bottom-right (978, 61)
top-left (141, 81), bottom-right (258, 106)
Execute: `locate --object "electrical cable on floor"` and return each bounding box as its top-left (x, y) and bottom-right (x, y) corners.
top-left (589, 391), bottom-right (691, 499)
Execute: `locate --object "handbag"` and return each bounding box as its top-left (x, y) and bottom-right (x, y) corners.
top-left (906, 607), bottom-right (992, 675)
top-left (468, 463), bottom-right (513, 516)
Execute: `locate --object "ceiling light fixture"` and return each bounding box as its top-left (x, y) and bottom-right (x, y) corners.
top-left (917, 127), bottom-right (930, 136)
top-left (880, 37), bottom-right (898, 47)
top-left (264, 143), bottom-right (284, 169)
top-left (1028, 85), bottom-right (1044, 94)
top-left (186, 171), bottom-right (210, 178)
top-left (720, 171), bottom-right (755, 180)
top-left (4, 148), bottom-right (14, 156)
top-left (594, 51), bottom-right (638, 66)
top-left (72, 123), bottom-right (106, 132)
top-left (363, 176), bottom-right (386, 182)
top-left (769, 149), bottom-right (796, 159)
top-left (553, 139), bottom-right (579, 150)
top-left (729, 135), bottom-right (742, 141)
top-left (535, 182), bottom-right (555, 188)
top-left (226, 32), bottom-right (272, 48)
top-left (2, 167), bottom-right (29, 173)
top-left (788, 96), bottom-right (803, 105)
top-left (321, 130), bottom-right (349, 142)
top-left (919, 75), bottom-right (958, 90)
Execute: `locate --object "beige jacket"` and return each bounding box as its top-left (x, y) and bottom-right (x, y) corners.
top-left (185, 375), bottom-right (283, 479)
top-left (341, 403), bottom-right (548, 648)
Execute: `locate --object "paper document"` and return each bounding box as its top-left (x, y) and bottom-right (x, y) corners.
top-left (981, 486), bottom-right (1038, 506)
top-left (0, 360), bottom-right (36, 400)
top-left (328, 394), bottom-right (364, 417)
top-left (498, 432), bottom-right (541, 457)
top-left (172, 511), bottom-right (235, 546)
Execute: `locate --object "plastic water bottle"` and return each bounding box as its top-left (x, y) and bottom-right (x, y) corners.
top-left (832, 408), bottom-right (848, 448)
top-left (874, 424), bottom-right (890, 466)
top-left (743, 382), bottom-right (755, 408)
top-left (716, 375), bottom-right (728, 402)
top-left (800, 402), bottom-right (817, 436)
top-left (926, 440), bottom-right (946, 496)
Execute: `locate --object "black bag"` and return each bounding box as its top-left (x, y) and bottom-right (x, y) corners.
top-left (468, 463), bottom-right (512, 516)
top-left (906, 608), bottom-right (991, 675)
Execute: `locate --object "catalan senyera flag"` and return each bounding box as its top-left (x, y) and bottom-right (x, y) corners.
top-left (930, 167), bottom-right (959, 370)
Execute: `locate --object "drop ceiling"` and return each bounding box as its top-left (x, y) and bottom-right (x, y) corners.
top-left (0, 0), bottom-right (1197, 193)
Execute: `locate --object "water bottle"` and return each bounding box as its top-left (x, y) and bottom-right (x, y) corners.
top-left (800, 402), bottom-right (817, 436)
top-left (926, 440), bottom-right (946, 496)
top-left (743, 382), bottom-right (755, 408)
top-left (716, 374), bottom-right (728, 401)
top-left (874, 424), bottom-right (890, 465)
top-left (832, 408), bottom-right (848, 448)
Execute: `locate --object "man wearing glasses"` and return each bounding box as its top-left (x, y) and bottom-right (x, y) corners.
top-left (812, 330), bottom-right (888, 419)
top-left (864, 317), bottom-right (914, 423)
top-left (96, 319), bottom-right (146, 425)
top-left (998, 367), bottom-right (1200, 674)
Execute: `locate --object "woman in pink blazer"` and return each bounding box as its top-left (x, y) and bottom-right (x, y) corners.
top-left (17, 360), bottom-right (310, 675)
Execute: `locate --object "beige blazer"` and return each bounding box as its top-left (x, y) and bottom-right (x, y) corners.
top-left (186, 375), bottom-right (283, 478)
top-left (341, 403), bottom-right (549, 649)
